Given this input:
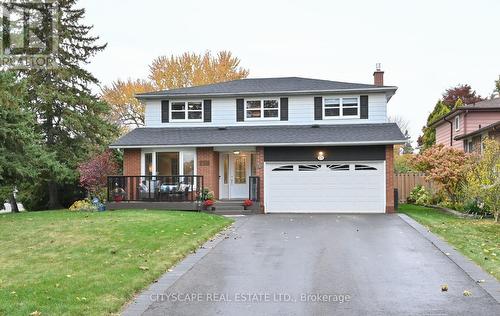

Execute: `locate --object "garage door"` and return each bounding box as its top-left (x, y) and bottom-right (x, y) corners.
top-left (265, 161), bottom-right (385, 213)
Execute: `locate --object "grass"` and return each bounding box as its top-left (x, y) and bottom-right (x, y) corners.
top-left (399, 204), bottom-right (499, 281)
top-left (0, 210), bottom-right (232, 316)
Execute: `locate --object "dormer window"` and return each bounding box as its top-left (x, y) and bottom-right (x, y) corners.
top-left (323, 97), bottom-right (360, 118)
top-left (170, 101), bottom-right (203, 122)
top-left (454, 115), bottom-right (460, 132)
top-left (245, 99), bottom-right (280, 120)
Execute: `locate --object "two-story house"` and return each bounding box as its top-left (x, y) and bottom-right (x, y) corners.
top-left (430, 98), bottom-right (500, 154)
top-left (109, 68), bottom-right (406, 213)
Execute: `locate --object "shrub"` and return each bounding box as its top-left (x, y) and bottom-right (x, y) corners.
top-left (411, 144), bottom-right (471, 206)
top-left (78, 150), bottom-right (119, 201)
top-left (409, 185), bottom-right (431, 205)
top-left (462, 199), bottom-right (490, 216)
top-left (463, 138), bottom-right (500, 222)
top-left (69, 199), bottom-right (97, 212)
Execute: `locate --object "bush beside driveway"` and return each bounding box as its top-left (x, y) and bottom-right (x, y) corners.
top-left (0, 210), bottom-right (232, 315)
top-left (399, 204), bottom-right (499, 281)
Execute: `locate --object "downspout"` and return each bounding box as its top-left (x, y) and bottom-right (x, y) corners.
top-left (443, 116), bottom-right (453, 147)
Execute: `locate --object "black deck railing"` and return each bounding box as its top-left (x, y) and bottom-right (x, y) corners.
top-left (107, 175), bottom-right (203, 202)
top-left (249, 176), bottom-right (260, 202)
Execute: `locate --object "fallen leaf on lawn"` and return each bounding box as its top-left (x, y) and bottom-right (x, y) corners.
top-left (441, 284), bottom-right (448, 292)
top-left (29, 311), bottom-right (41, 316)
top-left (55, 283), bottom-right (59, 288)
top-left (139, 266), bottom-right (149, 271)
top-left (66, 275), bottom-right (72, 278)
top-left (10, 291), bottom-right (16, 294)
top-left (463, 290), bottom-right (472, 296)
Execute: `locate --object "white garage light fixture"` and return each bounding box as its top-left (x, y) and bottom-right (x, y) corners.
top-left (317, 151), bottom-right (325, 161)
top-left (233, 150), bottom-right (240, 155)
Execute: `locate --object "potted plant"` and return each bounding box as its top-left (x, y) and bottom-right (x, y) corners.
top-left (243, 199), bottom-right (253, 210)
top-left (203, 199), bottom-right (215, 211)
top-left (112, 187), bottom-right (125, 202)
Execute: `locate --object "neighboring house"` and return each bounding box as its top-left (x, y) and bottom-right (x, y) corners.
top-left (110, 67), bottom-right (406, 213)
top-left (430, 98), bottom-right (500, 154)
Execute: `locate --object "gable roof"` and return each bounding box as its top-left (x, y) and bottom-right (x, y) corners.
top-left (136, 77), bottom-right (397, 99)
top-left (110, 123), bottom-right (406, 148)
top-left (429, 98), bottom-right (500, 128)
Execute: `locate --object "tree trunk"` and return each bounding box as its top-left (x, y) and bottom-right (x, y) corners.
top-left (9, 193), bottom-right (19, 213)
top-left (47, 181), bottom-right (61, 209)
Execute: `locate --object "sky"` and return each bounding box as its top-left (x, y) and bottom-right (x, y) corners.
top-left (81, 0), bottom-right (500, 144)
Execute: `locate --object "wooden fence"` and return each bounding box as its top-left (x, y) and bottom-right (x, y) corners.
top-left (394, 173), bottom-right (435, 203)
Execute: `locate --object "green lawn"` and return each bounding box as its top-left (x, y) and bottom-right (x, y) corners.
top-left (0, 210), bottom-right (232, 316)
top-left (399, 204), bottom-right (499, 280)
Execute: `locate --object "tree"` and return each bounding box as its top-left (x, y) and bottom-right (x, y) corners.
top-left (17, 0), bottom-right (117, 209)
top-left (464, 138), bottom-right (500, 222)
top-left (149, 51), bottom-right (249, 90)
top-left (101, 79), bottom-right (154, 129)
top-left (418, 101), bottom-right (450, 150)
top-left (0, 72), bottom-right (62, 212)
top-left (491, 75), bottom-right (500, 99)
top-left (442, 84), bottom-right (483, 108)
top-left (78, 150), bottom-right (119, 200)
top-left (411, 144), bottom-right (471, 205)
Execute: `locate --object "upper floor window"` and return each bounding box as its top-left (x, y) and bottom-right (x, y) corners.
top-left (245, 99), bottom-right (279, 120)
top-left (170, 101), bottom-right (203, 122)
top-left (454, 115), bottom-right (460, 131)
top-left (323, 97), bottom-right (359, 118)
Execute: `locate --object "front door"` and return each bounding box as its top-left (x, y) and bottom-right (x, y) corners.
top-left (219, 153), bottom-right (250, 199)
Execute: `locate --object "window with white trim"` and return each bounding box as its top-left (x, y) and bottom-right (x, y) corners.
top-left (454, 115), bottom-right (460, 131)
top-left (245, 99), bottom-right (280, 120)
top-left (324, 97), bottom-right (359, 118)
top-left (170, 101), bottom-right (203, 121)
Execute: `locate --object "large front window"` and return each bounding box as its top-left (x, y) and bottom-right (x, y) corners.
top-left (245, 99), bottom-right (279, 119)
top-left (143, 150), bottom-right (196, 176)
top-left (170, 101), bottom-right (203, 121)
top-left (324, 97), bottom-right (359, 118)
top-left (156, 152), bottom-right (179, 176)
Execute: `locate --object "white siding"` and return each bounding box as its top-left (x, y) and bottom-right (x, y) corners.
top-left (144, 93), bottom-right (388, 127)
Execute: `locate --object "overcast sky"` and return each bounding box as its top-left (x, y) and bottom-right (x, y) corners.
top-left (81, 0), bottom-right (500, 143)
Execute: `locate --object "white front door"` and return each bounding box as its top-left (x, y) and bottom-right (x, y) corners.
top-left (219, 153), bottom-right (250, 199)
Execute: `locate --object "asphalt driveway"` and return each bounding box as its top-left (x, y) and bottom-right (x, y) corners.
top-left (143, 214), bottom-right (499, 315)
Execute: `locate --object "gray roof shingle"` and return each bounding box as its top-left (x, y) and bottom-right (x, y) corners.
top-left (136, 77), bottom-right (397, 98)
top-left (110, 123), bottom-right (406, 147)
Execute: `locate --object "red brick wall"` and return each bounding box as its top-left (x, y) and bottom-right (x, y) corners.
top-left (123, 149), bottom-right (141, 176)
top-left (255, 147), bottom-right (265, 213)
top-left (385, 145), bottom-right (395, 213)
top-left (196, 147), bottom-right (219, 199)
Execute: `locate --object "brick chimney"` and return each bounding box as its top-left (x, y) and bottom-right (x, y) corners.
top-left (373, 63), bottom-right (384, 86)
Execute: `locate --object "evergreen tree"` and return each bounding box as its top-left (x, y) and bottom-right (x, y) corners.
top-left (17, 0), bottom-right (117, 208)
top-left (418, 101), bottom-right (450, 150)
top-left (0, 72), bottom-right (61, 211)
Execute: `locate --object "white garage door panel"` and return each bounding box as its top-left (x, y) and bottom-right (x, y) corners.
top-left (265, 162), bottom-right (385, 213)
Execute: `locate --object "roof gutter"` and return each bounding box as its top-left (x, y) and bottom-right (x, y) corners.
top-left (110, 139), bottom-right (407, 149)
top-left (135, 87), bottom-right (398, 100)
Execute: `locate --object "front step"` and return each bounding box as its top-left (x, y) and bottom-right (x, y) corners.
top-left (216, 204), bottom-right (245, 211)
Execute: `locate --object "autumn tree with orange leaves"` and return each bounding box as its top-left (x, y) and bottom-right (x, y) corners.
top-left (411, 144), bottom-right (471, 205)
top-left (102, 51), bottom-right (249, 130)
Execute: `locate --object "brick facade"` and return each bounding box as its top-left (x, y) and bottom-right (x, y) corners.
top-left (196, 147), bottom-right (220, 199)
top-left (385, 145), bottom-right (395, 213)
top-left (123, 149), bottom-right (141, 176)
top-left (255, 147), bottom-right (265, 213)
